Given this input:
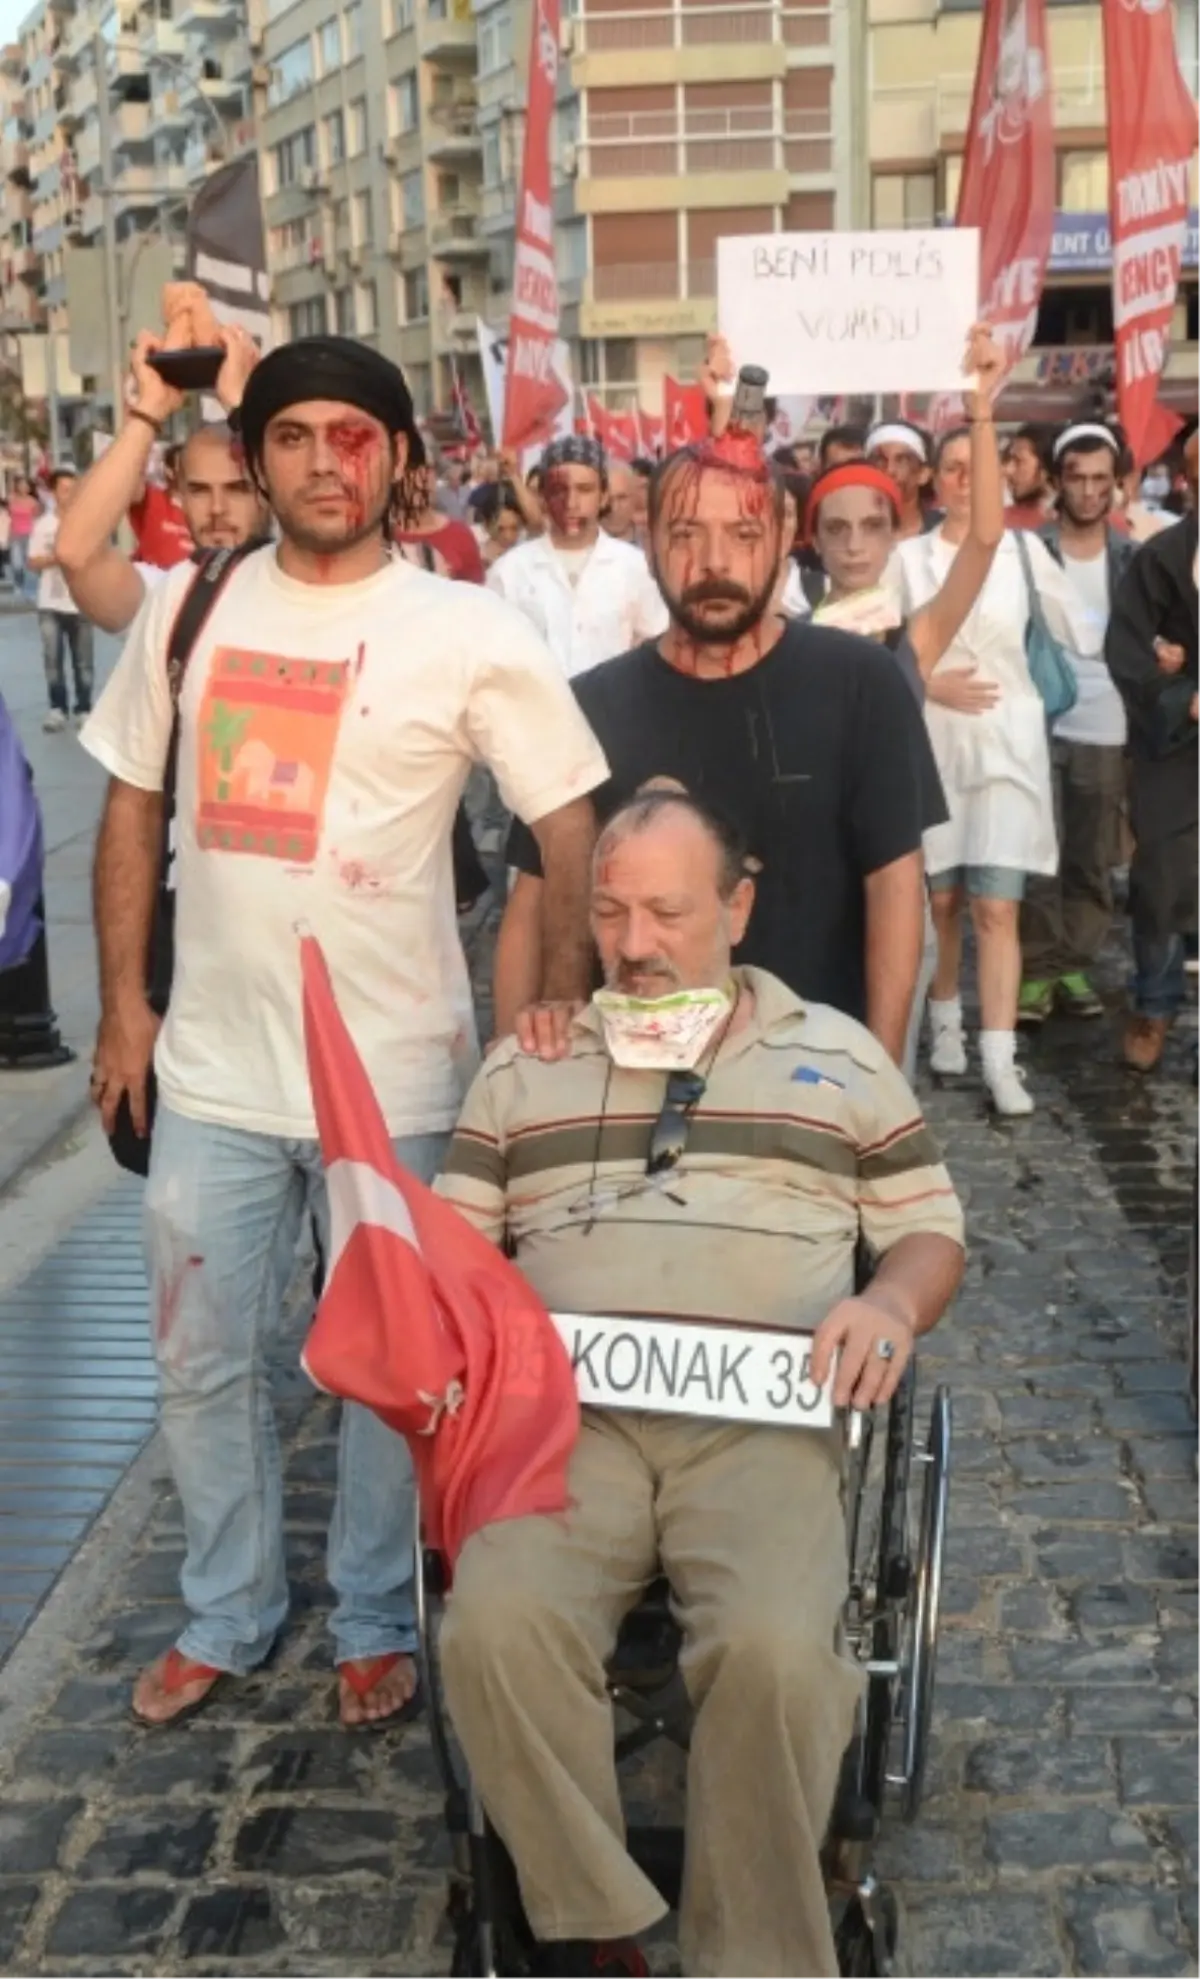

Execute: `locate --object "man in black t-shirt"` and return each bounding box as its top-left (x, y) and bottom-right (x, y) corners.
top-left (497, 432), bottom-right (946, 1064)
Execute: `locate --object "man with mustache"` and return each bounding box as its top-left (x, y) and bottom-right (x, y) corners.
top-left (80, 336), bottom-right (607, 1731)
top-left (496, 428), bottom-right (945, 1065)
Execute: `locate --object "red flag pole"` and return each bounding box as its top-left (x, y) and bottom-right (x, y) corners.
top-left (1103, 0), bottom-right (1195, 466)
top-left (956, 0), bottom-right (1056, 373)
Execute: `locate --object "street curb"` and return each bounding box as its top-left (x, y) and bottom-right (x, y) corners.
top-left (0, 1431), bottom-right (166, 1761)
top-left (0, 1069), bottom-right (93, 1199)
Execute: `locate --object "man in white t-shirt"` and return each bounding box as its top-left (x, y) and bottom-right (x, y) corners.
top-left (29, 468), bottom-right (95, 733)
top-left (1019, 424), bottom-right (1137, 1026)
top-left (81, 335), bottom-right (608, 1731)
top-left (486, 435), bottom-right (667, 679)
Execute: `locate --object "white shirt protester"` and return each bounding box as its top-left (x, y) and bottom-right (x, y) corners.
top-left (892, 528), bottom-right (1094, 877)
top-left (486, 530), bottom-right (668, 679)
top-left (81, 546), bottom-right (608, 1140)
top-left (1053, 548), bottom-right (1126, 749)
top-left (29, 509), bottom-right (77, 615)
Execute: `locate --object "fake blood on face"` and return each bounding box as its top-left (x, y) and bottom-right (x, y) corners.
top-left (326, 421), bottom-right (382, 534)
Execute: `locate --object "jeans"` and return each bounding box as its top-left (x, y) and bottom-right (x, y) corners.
top-left (1133, 932), bottom-right (1187, 1020)
top-left (9, 535), bottom-right (33, 599)
top-left (143, 1104), bottom-right (450, 1673)
top-left (39, 610), bottom-right (94, 715)
top-left (1021, 738), bottom-right (1125, 980)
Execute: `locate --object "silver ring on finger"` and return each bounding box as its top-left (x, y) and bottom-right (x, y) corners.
top-left (876, 1337), bottom-right (896, 1361)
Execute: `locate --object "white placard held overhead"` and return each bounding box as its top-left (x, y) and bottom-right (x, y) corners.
top-left (717, 228), bottom-right (981, 397)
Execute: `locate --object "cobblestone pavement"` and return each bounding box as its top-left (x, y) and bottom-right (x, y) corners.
top-left (0, 950), bottom-right (1195, 1978)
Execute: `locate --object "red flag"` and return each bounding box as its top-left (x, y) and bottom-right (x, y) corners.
top-left (586, 396), bottom-right (637, 462)
top-left (450, 356), bottom-right (482, 453)
top-left (501, 0), bottom-right (566, 452)
top-left (299, 935), bottom-right (579, 1568)
top-left (956, 0), bottom-right (1055, 369)
top-left (664, 376), bottom-right (708, 448)
top-left (1103, 0), bottom-right (1195, 466)
top-left (636, 407), bottom-right (665, 458)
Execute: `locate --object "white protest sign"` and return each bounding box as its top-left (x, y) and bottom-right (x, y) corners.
top-left (718, 228), bottom-right (981, 397)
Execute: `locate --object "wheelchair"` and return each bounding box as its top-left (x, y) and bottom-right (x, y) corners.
top-left (416, 1349), bottom-right (952, 1979)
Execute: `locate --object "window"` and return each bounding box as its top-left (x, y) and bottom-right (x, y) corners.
top-left (407, 362), bottom-right (431, 415)
top-left (335, 285), bottom-right (355, 333)
top-left (324, 107), bottom-right (345, 164)
top-left (1060, 149), bottom-right (1108, 211)
top-left (482, 124), bottom-right (502, 188)
top-left (288, 295), bottom-right (326, 337)
top-left (343, 1), bottom-right (363, 55)
top-left (402, 264), bottom-right (429, 319)
top-left (392, 70), bottom-right (418, 132)
top-left (348, 96), bottom-right (367, 153)
top-left (357, 279), bottom-right (378, 332)
top-left (477, 7), bottom-right (512, 75)
top-left (390, 0), bottom-right (414, 28)
top-left (272, 124), bottom-right (316, 187)
top-left (871, 171), bottom-right (936, 229)
top-left (355, 188), bottom-right (372, 245)
top-left (268, 36), bottom-right (313, 106)
top-left (317, 17), bottom-right (340, 70)
top-left (401, 167), bottom-right (424, 227)
top-left (555, 220), bottom-right (587, 284)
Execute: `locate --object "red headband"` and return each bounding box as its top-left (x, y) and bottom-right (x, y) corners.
top-left (805, 462), bottom-right (902, 541)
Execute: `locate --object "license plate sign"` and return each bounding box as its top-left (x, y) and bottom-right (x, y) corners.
top-left (550, 1312), bottom-right (835, 1430)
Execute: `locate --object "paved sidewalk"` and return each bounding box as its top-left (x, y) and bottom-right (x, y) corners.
top-left (0, 608), bottom-right (121, 1194)
top-left (0, 950), bottom-right (1194, 1977)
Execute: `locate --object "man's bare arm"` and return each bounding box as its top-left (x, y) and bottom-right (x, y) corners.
top-left (57, 339), bottom-right (178, 631)
top-left (530, 796), bottom-right (597, 1006)
top-left (492, 871), bottom-right (545, 1041)
top-left (92, 777), bottom-right (164, 1136)
top-left (863, 851), bottom-right (924, 1066)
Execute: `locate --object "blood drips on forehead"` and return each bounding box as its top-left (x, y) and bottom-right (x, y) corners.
top-left (327, 419), bottom-right (383, 530)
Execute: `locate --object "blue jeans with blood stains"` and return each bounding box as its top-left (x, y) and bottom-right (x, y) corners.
top-left (143, 1105), bottom-right (450, 1675)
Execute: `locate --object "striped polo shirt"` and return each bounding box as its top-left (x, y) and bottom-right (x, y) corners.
top-left (435, 967), bottom-right (964, 1333)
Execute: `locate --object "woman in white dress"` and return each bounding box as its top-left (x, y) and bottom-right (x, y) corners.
top-left (895, 430), bottom-right (1094, 1115)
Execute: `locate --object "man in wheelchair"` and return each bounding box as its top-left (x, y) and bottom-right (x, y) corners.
top-left (434, 789), bottom-right (965, 1979)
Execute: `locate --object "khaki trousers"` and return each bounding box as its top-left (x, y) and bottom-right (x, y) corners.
top-left (440, 1409), bottom-right (862, 1977)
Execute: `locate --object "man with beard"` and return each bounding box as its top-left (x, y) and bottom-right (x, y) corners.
top-left (1106, 423), bottom-right (1199, 1072)
top-left (495, 428), bottom-right (944, 1064)
top-left (1018, 423), bottom-right (1137, 1026)
top-left (1004, 423), bottom-right (1055, 529)
top-left (486, 435), bottom-right (665, 678)
top-left (80, 336), bottom-right (607, 1730)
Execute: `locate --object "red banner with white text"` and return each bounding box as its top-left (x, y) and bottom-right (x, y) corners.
top-left (1103, 0), bottom-right (1196, 466)
top-left (663, 376), bottom-right (708, 448)
top-left (956, 0), bottom-right (1055, 369)
top-left (501, 0), bottom-right (566, 451)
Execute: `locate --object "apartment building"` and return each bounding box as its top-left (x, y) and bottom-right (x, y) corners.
top-left (869, 0), bottom-right (1198, 418)
top-left (557, 0), bottom-right (854, 411)
top-left (0, 0), bottom-right (261, 428)
top-left (261, 0), bottom-right (492, 415)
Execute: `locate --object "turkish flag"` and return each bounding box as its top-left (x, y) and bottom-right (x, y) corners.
top-left (957, 0), bottom-right (1055, 370)
top-left (586, 396), bottom-right (637, 462)
top-left (1104, 0), bottom-right (1196, 466)
top-left (664, 376), bottom-right (708, 448)
top-left (636, 408), bottom-right (665, 458)
top-left (299, 934), bottom-right (579, 1568)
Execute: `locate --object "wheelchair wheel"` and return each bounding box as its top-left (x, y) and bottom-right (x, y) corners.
top-left (898, 1385), bottom-right (951, 1821)
top-left (835, 1882), bottom-right (897, 1977)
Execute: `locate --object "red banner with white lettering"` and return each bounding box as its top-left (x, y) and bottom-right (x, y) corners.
top-left (956, 0), bottom-right (1055, 368)
top-left (1104, 0), bottom-right (1196, 466)
top-left (663, 376), bottom-right (708, 449)
top-left (502, 0), bottom-right (565, 451)
top-left (585, 396), bottom-right (637, 462)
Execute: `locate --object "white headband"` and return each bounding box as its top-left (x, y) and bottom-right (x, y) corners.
top-left (867, 422), bottom-right (929, 463)
top-left (1053, 423), bottom-right (1120, 461)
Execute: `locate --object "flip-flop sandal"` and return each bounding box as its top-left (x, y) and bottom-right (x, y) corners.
top-left (336, 1652), bottom-right (422, 1733)
top-left (130, 1646), bottom-right (226, 1730)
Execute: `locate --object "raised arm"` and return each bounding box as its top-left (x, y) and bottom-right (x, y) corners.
top-left (908, 324), bottom-right (1005, 679)
top-left (496, 449), bottom-right (544, 536)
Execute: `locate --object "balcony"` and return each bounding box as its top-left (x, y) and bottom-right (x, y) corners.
top-left (33, 217), bottom-right (63, 254)
top-left (183, 131), bottom-right (226, 183)
top-left (588, 260), bottom-right (711, 304)
top-left (433, 295), bottom-right (484, 350)
top-left (28, 47), bottom-right (62, 91)
top-left (572, 3), bottom-right (808, 54)
top-left (3, 135), bottom-right (30, 181)
top-left (872, 61), bottom-right (1106, 155)
top-left (428, 204), bottom-right (487, 257)
top-left (581, 105), bottom-right (784, 177)
top-left (424, 99), bottom-right (481, 161)
top-left (8, 242), bottom-right (38, 280)
top-left (141, 19), bottom-right (188, 61)
top-left (69, 64), bottom-right (97, 116)
top-left (73, 121), bottom-right (99, 172)
top-left (112, 98), bottom-right (154, 148)
top-left (113, 160), bottom-right (185, 211)
top-left (150, 81), bottom-right (190, 131)
top-left (418, 0), bottom-right (476, 68)
top-left (196, 65), bottom-right (247, 108)
top-left (176, 0), bottom-right (242, 33)
top-left (32, 103), bottom-right (66, 145)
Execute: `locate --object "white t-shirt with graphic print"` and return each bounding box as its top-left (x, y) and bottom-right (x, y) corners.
top-left (82, 546), bottom-right (608, 1139)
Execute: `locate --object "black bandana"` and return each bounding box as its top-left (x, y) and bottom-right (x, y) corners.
top-left (541, 435), bottom-right (606, 478)
top-left (239, 336), bottom-right (426, 468)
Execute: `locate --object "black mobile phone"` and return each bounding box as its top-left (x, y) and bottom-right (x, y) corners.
top-left (146, 346), bottom-right (224, 392)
